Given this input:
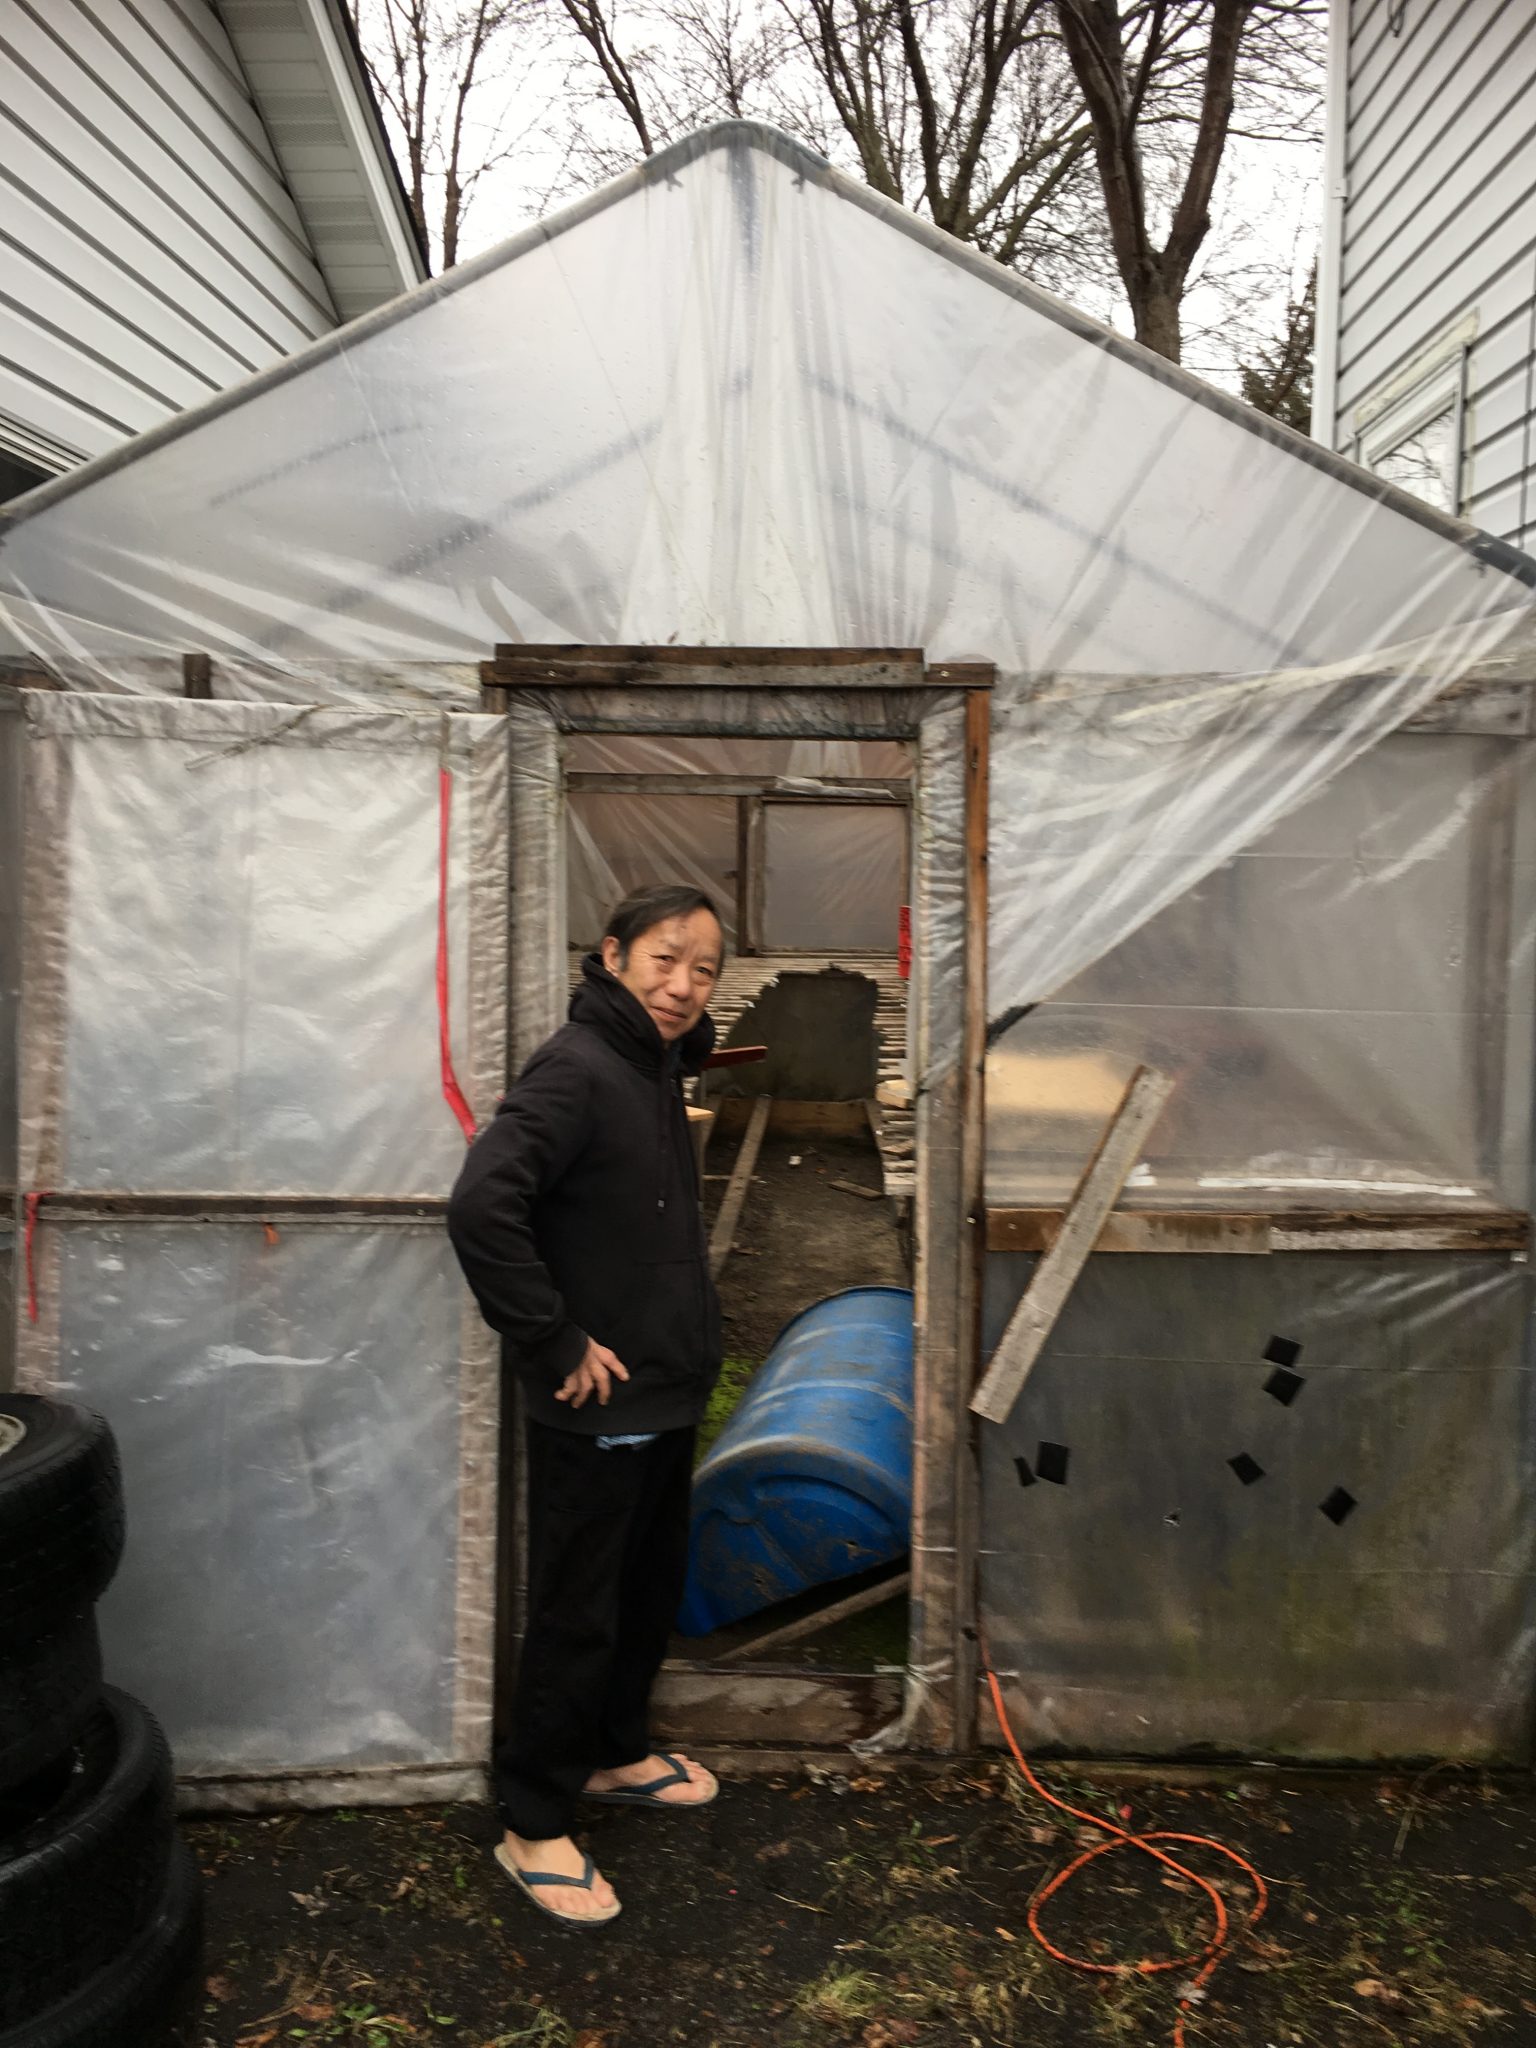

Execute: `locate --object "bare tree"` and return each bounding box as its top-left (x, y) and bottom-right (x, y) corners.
top-left (1056, 0), bottom-right (1324, 362)
top-left (358, 0), bottom-right (534, 270)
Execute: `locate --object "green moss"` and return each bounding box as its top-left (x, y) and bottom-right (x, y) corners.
top-left (696, 1355), bottom-right (757, 1463)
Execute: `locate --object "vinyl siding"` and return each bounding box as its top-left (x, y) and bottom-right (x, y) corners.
top-left (1328, 0), bottom-right (1536, 553)
top-left (0, 0), bottom-right (338, 463)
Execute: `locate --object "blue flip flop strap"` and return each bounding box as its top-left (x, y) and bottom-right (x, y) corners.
top-left (623, 1753), bottom-right (690, 1796)
top-left (520, 1854), bottom-right (596, 1889)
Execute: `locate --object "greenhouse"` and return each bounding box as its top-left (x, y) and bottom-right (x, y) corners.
top-left (2, 120), bottom-right (1535, 1805)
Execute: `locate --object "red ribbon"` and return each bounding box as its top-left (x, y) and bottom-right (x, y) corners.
top-left (437, 767), bottom-right (478, 1144)
top-left (897, 902), bottom-right (912, 980)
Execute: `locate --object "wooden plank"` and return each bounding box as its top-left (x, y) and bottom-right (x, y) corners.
top-left (987, 1209), bottom-right (1272, 1254)
top-left (488, 656), bottom-right (926, 691)
top-left (985, 1206), bottom-right (1531, 1254)
top-left (709, 1094), bottom-right (771, 1277)
top-left (970, 1066), bottom-right (1175, 1425)
top-left (567, 772), bottom-right (910, 799)
top-left (651, 1668), bottom-right (903, 1746)
top-left (713, 1571), bottom-right (911, 1663)
top-left (1271, 1211), bottom-right (1529, 1252)
top-left (829, 1178), bottom-right (884, 1202)
top-left (495, 644), bottom-right (925, 669)
top-left (954, 680), bottom-right (992, 1746)
top-left (37, 1192), bottom-right (448, 1220)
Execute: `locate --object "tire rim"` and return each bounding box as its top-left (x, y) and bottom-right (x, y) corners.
top-left (0, 1412), bottom-right (26, 1458)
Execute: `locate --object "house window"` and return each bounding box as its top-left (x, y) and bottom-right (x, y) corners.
top-left (1357, 353), bottom-right (1466, 515)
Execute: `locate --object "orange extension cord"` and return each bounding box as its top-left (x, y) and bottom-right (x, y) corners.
top-left (981, 1647), bottom-right (1269, 2048)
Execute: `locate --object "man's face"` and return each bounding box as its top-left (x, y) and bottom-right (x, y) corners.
top-left (602, 909), bottom-right (723, 1042)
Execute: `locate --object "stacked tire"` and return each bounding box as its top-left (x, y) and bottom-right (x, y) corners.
top-left (0, 1394), bottom-right (203, 2048)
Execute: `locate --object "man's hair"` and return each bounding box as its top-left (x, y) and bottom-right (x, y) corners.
top-left (603, 884), bottom-right (724, 967)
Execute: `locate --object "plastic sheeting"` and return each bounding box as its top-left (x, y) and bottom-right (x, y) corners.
top-left (763, 803), bottom-right (907, 951)
top-left (53, 1223), bottom-right (470, 1775)
top-left (979, 1251), bottom-right (1536, 1762)
top-left (989, 729), bottom-right (1536, 1209)
top-left (18, 695), bottom-right (506, 1196)
top-left (0, 120), bottom-right (1531, 1039)
top-left (12, 696), bottom-right (506, 1792)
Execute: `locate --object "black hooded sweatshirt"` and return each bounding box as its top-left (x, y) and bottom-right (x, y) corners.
top-left (446, 954), bottom-right (723, 1435)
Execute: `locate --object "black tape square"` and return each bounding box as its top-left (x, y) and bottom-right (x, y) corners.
top-left (1228, 1452), bottom-right (1265, 1486)
top-left (1013, 1456), bottom-right (1036, 1489)
top-left (1035, 1442), bottom-right (1070, 1486)
top-left (1264, 1367), bottom-right (1306, 1406)
top-left (1320, 1487), bottom-right (1357, 1526)
top-left (1264, 1336), bottom-right (1302, 1367)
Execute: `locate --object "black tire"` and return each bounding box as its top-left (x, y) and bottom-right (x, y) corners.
top-left (0, 1690), bottom-right (178, 2031)
top-left (0, 1396), bottom-right (125, 1642)
top-left (0, 1836), bottom-right (203, 2048)
top-left (0, 1606), bottom-right (102, 1795)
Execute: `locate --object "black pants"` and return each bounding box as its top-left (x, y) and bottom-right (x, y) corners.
top-left (495, 1419), bottom-right (695, 1841)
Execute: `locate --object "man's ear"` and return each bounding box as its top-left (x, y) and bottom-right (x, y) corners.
top-left (600, 935), bottom-right (622, 974)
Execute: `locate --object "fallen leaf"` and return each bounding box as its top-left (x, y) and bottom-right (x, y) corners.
top-left (236, 2033), bottom-right (277, 2048)
top-left (754, 1839), bottom-right (794, 1863)
top-left (1027, 1824), bottom-right (1055, 1845)
top-left (1352, 1979), bottom-right (1402, 2002)
top-left (574, 2032), bottom-right (610, 2048)
top-left (921, 1834), bottom-right (959, 1847)
top-left (293, 2004), bottom-right (335, 2023)
top-left (995, 1925), bottom-right (1016, 1942)
top-left (205, 1975), bottom-right (235, 2003)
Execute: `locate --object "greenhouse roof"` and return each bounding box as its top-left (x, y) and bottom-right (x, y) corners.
top-left (0, 120), bottom-right (1531, 688)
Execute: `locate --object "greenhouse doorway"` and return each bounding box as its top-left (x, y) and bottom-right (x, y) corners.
top-left (486, 647), bottom-right (991, 1756)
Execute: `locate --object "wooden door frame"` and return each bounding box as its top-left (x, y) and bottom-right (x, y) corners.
top-left (483, 646), bottom-right (991, 1754)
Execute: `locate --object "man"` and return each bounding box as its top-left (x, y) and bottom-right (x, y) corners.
top-left (447, 883), bottom-right (726, 1927)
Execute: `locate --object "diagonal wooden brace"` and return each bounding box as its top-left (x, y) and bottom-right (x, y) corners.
top-left (970, 1064), bottom-right (1175, 1425)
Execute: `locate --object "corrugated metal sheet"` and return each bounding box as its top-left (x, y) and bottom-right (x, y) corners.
top-left (0, 0), bottom-right (338, 460)
top-left (1328, 0), bottom-right (1536, 552)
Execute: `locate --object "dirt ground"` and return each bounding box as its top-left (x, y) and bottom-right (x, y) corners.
top-left (704, 1122), bottom-right (908, 1368)
top-left (187, 1761), bottom-right (1536, 2048)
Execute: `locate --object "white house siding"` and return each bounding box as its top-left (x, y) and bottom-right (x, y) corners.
top-left (0, 0), bottom-right (338, 467)
top-left (1320, 0), bottom-right (1536, 553)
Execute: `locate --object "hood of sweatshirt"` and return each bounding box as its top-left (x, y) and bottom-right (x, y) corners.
top-left (570, 953), bottom-right (717, 1077)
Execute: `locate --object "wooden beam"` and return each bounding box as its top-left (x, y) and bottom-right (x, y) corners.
top-left (984, 1206), bottom-right (1530, 1255)
top-left (709, 1094), bottom-right (771, 1278)
top-left (970, 1066), bottom-right (1175, 1424)
top-left (988, 1209), bottom-right (1270, 1254)
top-left (486, 647), bottom-right (929, 692)
top-left (566, 772), bottom-right (910, 800)
top-left (713, 1570), bottom-right (911, 1663)
top-left (181, 652), bottom-right (212, 700)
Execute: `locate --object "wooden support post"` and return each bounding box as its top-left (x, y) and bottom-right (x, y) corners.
top-left (708, 1094), bottom-right (771, 1279)
top-left (181, 652), bottom-right (212, 699)
top-left (970, 1065), bottom-right (1175, 1425)
top-left (712, 1570), bottom-right (911, 1663)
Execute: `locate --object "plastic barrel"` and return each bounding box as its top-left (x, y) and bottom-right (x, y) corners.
top-left (676, 1286), bottom-right (914, 1636)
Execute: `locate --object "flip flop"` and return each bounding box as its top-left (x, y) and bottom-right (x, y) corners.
top-left (493, 1842), bottom-right (621, 1925)
top-left (585, 1752), bottom-right (719, 1808)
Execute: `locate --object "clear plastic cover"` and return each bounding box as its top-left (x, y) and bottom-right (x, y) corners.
top-left (53, 1223), bottom-right (472, 1774)
top-left (979, 1251), bottom-right (1536, 1762)
top-left (19, 696), bottom-right (506, 1197)
top-left (988, 730), bottom-right (1536, 1209)
top-left (762, 803), bottom-right (907, 951)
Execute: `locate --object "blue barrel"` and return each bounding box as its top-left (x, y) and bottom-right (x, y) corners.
top-left (676, 1286), bottom-right (914, 1637)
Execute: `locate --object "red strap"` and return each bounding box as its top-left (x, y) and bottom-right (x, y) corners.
top-left (437, 767), bottom-right (478, 1144)
top-left (24, 1191), bottom-right (45, 1322)
top-left (897, 903), bottom-right (912, 980)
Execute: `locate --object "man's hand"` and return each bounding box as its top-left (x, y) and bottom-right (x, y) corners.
top-left (555, 1338), bottom-right (631, 1409)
